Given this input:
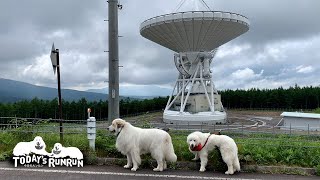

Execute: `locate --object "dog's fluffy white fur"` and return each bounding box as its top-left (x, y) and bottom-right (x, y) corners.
top-left (108, 118), bottom-right (177, 171)
top-left (51, 143), bottom-right (83, 160)
top-left (13, 136), bottom-right (49, 156)
top-left (187, 131), bottom-right (240, 175)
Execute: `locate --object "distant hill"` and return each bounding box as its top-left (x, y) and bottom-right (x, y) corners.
top-left (0, 78), bottom-right (107, 103)
top-left (86, 88), bottom-right (156, 99)
top-left (87, 86), bottom-right (171, 98)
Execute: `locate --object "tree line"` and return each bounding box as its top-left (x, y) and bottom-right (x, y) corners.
top-left (220, 85), bottom-right (320, 110)
top-left (0, 85), bottom-right (319, 119)
top-left (0, 97), bottom-right (168, 120)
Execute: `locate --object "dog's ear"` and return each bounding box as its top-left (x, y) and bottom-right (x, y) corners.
top-left (211, 131), bottom-right (221, 135)
top-left (116, 120), bottom-right (125, 128)
top-left (117, 123), bottom-right (123, 128)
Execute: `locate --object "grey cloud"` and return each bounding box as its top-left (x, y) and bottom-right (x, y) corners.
top-left (212, 0), bottom-right (320, 44)
top-left (0, 0), bottom-right (104, 31)
top-left (0, 0), bottom-right (320, 94)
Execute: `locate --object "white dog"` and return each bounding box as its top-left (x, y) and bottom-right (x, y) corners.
top-left (108, 118), bottom-right (177, 171)
top-left (13, 136), bottom-right (49, 156)
top-left (187, 131), bottom-right (240, 175)
top-left (51, 143), bottom-right (83, 160)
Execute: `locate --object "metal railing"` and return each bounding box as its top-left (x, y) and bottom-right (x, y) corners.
top-left (1, 115), bottom-right (320, 135)
top-left (1, 116), bottom-right (320, 151)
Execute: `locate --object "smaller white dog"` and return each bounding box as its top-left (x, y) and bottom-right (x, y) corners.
top-left (51, 143), bottom-right (83, 160)
top-left (13, 136), bottom-right (49, 156)
top-left (187, 131), bottom-right (240, 175)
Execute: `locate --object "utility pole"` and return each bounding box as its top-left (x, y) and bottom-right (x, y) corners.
top-left (108, 0), bottom-right (120, 121)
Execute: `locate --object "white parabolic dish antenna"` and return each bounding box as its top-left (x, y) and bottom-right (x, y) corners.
top-left (140, 10), bottom-right (250, 124)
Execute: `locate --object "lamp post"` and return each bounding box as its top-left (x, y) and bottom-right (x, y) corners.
top-left (50, 43), bottom-right (63, 142)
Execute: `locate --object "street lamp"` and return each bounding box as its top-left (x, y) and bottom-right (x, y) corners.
top-left (50, 43), bottom-right (63, 142)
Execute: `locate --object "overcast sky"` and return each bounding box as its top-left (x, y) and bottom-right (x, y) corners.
top-left (0, 0), bottom-right (319, 96)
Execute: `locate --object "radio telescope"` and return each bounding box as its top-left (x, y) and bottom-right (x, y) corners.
top-left (140, 3), bottom-right (250, 124)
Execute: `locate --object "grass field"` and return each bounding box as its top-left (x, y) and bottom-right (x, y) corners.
top-left (0, 111), bottom-right (320, 175)
top-left (1, 128), bottom-right (319, 169)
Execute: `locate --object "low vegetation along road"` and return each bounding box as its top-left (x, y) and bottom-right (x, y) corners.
top-left (1, 110), bottom-right (319, 179)
top-left (0, 162), bottom-right (318, 180)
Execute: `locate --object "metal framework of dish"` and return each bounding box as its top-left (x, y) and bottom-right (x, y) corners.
top-left (140, 11), bottom-right (250, 124)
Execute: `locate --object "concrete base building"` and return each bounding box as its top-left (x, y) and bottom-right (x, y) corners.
top-left (281, 112), bottom-right (320, 131)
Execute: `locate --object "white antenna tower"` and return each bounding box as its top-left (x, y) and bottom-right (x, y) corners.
top-left (140, 1), bottom-right (250, 124)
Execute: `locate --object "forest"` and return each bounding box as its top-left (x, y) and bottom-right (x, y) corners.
top-left (221, 85), bottom-right (320, 110)
top-left (0, 97), bottom-right (167, 120)
top-left (0, 85), bottom-right (319, 119)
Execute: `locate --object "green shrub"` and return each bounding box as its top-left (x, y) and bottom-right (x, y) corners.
top-left (84, 149), bottom-right (97, 165)
top-left (95, 130), bottom-right (122, 158)
top-left (316, 165), bottom-right (320, 176)
top-left (208, 148), bottom-right (228, 172)
top-left (313, 108), bottom-right (320, 114)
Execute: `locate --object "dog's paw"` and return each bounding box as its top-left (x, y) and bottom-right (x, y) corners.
top-left (163, 164), bottom-right (167, 170)
top-left (192, 157), bottom-right (199, 161)
top-left (131, 167), bottom-right (137, 171)
top-left (225, 171), bottom-right (234, 175)
top-left (153, 168), bottom-right (163, 172)
top-left (124, 165), bottom-right (131, 169)
top-left (199, 168), bottom-right (206, 172)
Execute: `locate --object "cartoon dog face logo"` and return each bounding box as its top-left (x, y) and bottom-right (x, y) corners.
top-left (34, 136), bottom-right (45, 150)
top-left (50, 143), bottom-right (83, 160)
top-left (52, 143), bottom-right (62, 155)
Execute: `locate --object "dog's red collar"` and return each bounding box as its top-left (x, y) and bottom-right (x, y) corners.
top-left (191, 134), bottom-right (212, 151)
top-left (192, 144), bottom-right (203, 151)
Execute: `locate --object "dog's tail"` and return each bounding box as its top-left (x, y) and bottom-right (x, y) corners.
top-left (164, 134), bottom-right (177, 162)
top-left (234, 155), bottom-right (241, 172)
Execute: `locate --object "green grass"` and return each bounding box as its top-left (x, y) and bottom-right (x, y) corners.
top-left (169, 131), bottom-right (320, 171)
top-left (1, 124), bottom-right (320, 173)
top-left (236, 136), bottom-right (320, 167)
top-left (316, 165), bottom-right (320, 176)
top-left (313, 108), bottom-right (320, 114)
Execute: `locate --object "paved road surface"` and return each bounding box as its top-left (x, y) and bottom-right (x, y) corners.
top-left (0, 162), bottom-right (318, 180)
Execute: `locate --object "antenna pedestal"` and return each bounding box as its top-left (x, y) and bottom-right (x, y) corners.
top-left (164, 52), bottom-right (226, 125)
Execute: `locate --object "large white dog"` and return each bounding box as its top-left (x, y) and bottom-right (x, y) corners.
top-left (13, 136), bottom-right (49, 156)
top-left (50, 143), bottom-right (83, 159)
top-left (108, 118), bottom-right (177, 171)
top-left (187, 131), bottom-right (240, 175)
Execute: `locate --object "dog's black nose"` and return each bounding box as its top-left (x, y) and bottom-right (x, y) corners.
top-left (190, 144), bottom-right (194, 149)
top-left (37, 142), bottom-right (40, 145)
